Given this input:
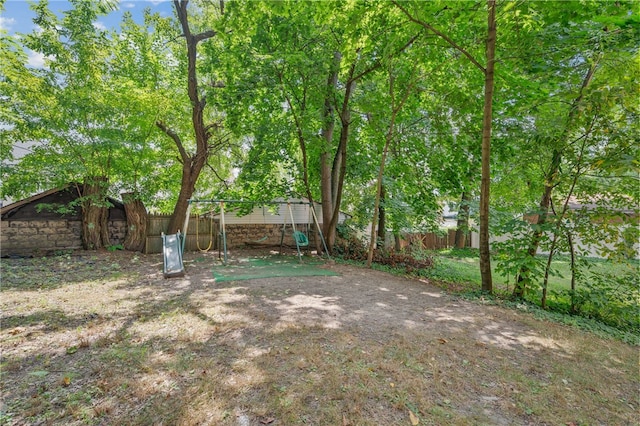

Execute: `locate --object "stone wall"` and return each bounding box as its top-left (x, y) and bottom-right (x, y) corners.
top-left (0, 219), bottom-right (127, 256)
top-left (223, 224), bottom-right (313, 249)
top-left (224, 224), bottom-right (282, 248)
top-left (1, 218), bottom-right (309, 256)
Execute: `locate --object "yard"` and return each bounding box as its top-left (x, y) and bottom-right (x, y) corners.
top-left (1, 250), bottom-right (638, 425)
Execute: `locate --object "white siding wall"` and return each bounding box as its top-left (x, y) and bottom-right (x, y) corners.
top-left (469, 231), bottom-right (639, 259)
top-left (218, 200), bottom-right (347, 226)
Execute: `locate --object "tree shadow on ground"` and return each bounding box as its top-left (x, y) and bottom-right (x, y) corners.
top-left (1, 252), bottom-right (637, 425)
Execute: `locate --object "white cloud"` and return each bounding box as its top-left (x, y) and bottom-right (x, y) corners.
top-left (0, 17), bottom-right (16, 31)
top-left (27, 51), bottom-right (47, 68)
top-left (122, 2), bottom-right (136, 8)
top-left (93, 21), bottom-right (107, 31)
top-left (147, 0), bottom-right (168, 5)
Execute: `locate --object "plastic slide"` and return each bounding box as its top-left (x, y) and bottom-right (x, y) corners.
top-left (161, 232), bottom-right (185, 278)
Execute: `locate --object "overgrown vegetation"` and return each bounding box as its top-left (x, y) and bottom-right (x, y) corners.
top-left (357, 246), bottom-right (639, 339)
top-left (335, 228), bottom-right (434, 273)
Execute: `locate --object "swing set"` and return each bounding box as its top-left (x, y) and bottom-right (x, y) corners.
top-left (181, 199), bottom-right (329, 265)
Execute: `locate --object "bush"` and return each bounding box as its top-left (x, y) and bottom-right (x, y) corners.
top-left (334, 230), bottom-right (434, 274)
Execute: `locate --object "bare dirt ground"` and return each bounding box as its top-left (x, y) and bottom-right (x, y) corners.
top-left (1, 249), bottom-right (638, 425)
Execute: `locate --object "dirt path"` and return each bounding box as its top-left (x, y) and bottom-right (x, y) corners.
top-left (1, 251), bottom-right (638, 425)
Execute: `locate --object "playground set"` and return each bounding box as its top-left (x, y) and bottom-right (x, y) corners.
top-left (161, 199), bottom-right (330, 279)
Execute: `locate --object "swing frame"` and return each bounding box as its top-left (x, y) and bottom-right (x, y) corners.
top-left (181, 199), bottom-right (330, 264)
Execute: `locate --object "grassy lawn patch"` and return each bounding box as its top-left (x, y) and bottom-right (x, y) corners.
top-left (416, 248), bottom-right (639, 336)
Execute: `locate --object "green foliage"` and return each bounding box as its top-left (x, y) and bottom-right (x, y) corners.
top-left (492, 215), bottom-right (546, 294)
top-left (1, 0), bottom-right (637, 301)
top-left (560, 261), bottom-right (639, 333)
top-left (434, 247), bottom-right (640, 336)
top-left (458, 291), bottom-right (638, 345)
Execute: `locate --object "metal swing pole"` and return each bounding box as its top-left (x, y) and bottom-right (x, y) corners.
top-left (181, 202), bottom-right (193, 254)
top-left (309, 203), bottom-right (330, 258)
top-left (288, 202), bottom-right (303, 262)
top-left (220, 200), bottom-right (228, 265)
top-left (279, 207), bottom-right (286, 255)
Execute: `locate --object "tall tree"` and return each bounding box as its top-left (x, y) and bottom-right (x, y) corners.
top-left (2, 0), bottom-right (123, 249)
top-left (366, 56), bottom-right (420, 266)
top-left (222, 1), bottom-right (422, 252)
top-left (504, 1), bottom-right (639, 298)
top-left (156, 0), bottom-right (225, 234)
top-left (394, 0), bottom-right (496, 292)
top-left (2, 1), bottom-right (172, 206)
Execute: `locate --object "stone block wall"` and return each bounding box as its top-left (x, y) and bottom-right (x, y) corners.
top-left (223, 224), bottom-right (281, 248)
top-left (223, 224), bottom-right (311, 249)
top-left (108, 220), bottom-right (127, 247)
top-left (1, 219), bottom-right (127, 256)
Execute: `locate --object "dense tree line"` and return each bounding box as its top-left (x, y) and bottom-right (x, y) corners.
top-left (2, 1), bottom-right (638, 301)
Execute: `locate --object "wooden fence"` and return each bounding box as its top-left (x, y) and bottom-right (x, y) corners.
top-left (398, 229), bottom-right (469, 251)
top-left (145, 214), bottom-right (219, 254)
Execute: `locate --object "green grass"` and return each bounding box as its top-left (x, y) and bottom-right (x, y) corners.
top-left (422, 248), bottom-right (628, 291)
top-left (416, 248), bottom-right (639, 335)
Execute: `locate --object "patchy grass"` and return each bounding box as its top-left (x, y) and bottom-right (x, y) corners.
top-left (1, 251), bottom-right (638, 425)
top-left (409, 248), bottom-right (639, 335)
top-left (0, 253), bottom-right (127, 290)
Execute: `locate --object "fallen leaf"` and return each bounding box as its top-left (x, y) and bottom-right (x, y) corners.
top-left (62, 376), bottom-right (71, 387)
top-left (438, 338), bottom-right (447, 344)
top-left (390, 382), bottom-right (395, 388)
top-left (342, 413), bottom-right (350, 426)
top-left (409, 410), bottom-right (420, 425)
top-left (260, 417), bottom-right (275, 425)
top-left (66, 346), bottom-right (78, 355)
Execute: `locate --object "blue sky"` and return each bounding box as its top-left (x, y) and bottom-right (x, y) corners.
top-left (1, 0), bottom-right (174, 35)
top-left (1, 0), bottom-right (175, 66)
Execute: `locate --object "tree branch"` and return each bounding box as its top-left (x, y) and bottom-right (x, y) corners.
top-left (392, 0), bottom-right (486, 74)
top-left (194, 30), bottom-right (217, 43)
top-left (156, 120), bottom-right (189, 163)
top-left (352, 33), bottom-right (422, 82)
top-left (206, 161), bottom-right (229, 188)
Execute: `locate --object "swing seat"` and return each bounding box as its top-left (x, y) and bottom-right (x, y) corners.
top-left (293, 231), bottom-right (309, 247)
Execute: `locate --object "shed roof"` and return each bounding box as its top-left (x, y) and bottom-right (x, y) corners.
top-left (1, 183), bottom-right (125, 220)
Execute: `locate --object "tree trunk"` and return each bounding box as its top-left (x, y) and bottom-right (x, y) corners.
top-left (81, 176), bottom-right (109, 250)
top-left (159, 1), bottom-right (218, 235)
top-left (377, 184), bottom-right (386, 248)
top-left (479, 0), bottom-right (496, 293)
top-left (320, 51), bottom-right (341, 250)
top-left (168, 161), bottom-right (199, 233)
top-left (122, 192), bottom-right (148, 252)
top-left (513, 60), bottom-right (599, 299)
top-left (454, 191), bottom-right (471, 248)
top-left (513, 149), bottom-right (560, 298)
top-left (320, 36), bottom-right (414, 252)
top-left (100, 206), bottom-right (111, 248)
top-left (367, 131), bottom-right (393, 268)
top-left (568, 231), bottom-right (577, 314)
top-left (367, 66), bottom-right (416, 267)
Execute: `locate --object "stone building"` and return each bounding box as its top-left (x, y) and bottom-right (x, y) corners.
top-left (0, 184), bottom-right (127, 257)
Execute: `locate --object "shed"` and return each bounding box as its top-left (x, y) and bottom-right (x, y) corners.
top-left (1, 184), bottom-right (127, 256)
